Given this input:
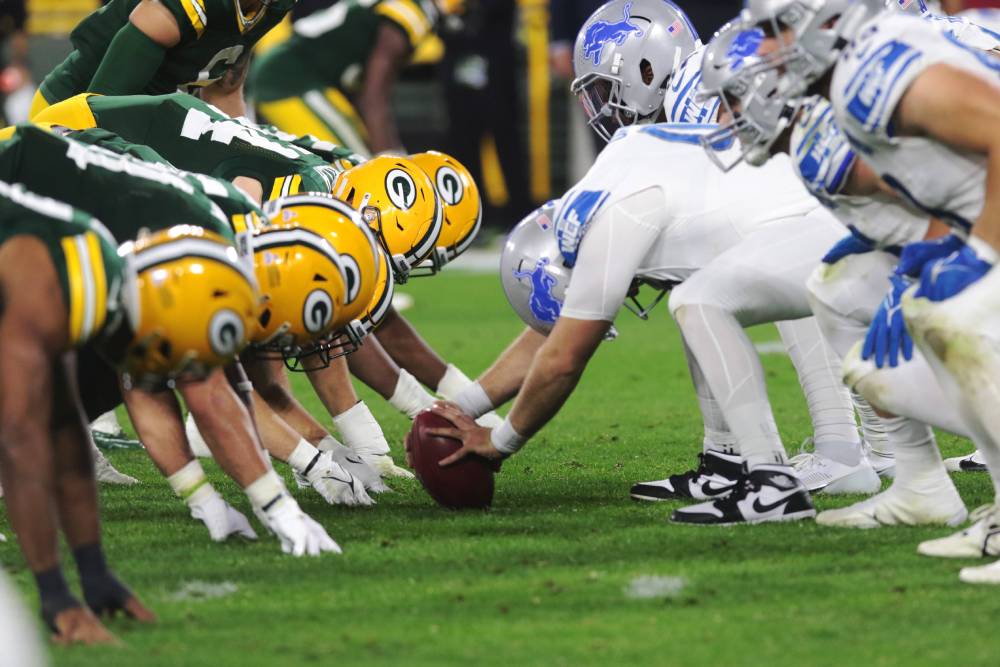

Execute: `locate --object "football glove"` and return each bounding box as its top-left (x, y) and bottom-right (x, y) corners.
top-left (822, 231), bottom-right (876, 265)
top-left (862, 275), bottom-right (913, 369)
top-left (304, 452), bottom-right (375, 506)
top-left (914, 245), bottom-right (992, 302)
top-left (188, 486), bottom-right (258, 542)
top-left (896, 234), bottom-right (965, 278)
top-left (254, 495), bottom-right (341, 557)
top-left (318, 436), bottom-right (389, 493)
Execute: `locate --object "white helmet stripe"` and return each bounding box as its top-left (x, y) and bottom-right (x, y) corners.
top-left (133, 237), bottom-right (256, 286)
top-left (254, 228), bottom-right (347, 280)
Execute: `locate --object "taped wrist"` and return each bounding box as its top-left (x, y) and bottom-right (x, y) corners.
top-left (288, 439), bottom-right (322, 475)
top-left (167, 459), bottom-right (209, 503)
top-left (73, 543), bottom-right (132, 616)
top-left (452, 381), bottom-right (495, 419)
top-left (388, 370), bottom-right (436, 419)
top-left (35, 566), bottom-right (80, 631)
top-left (245, 470), bottom-right (287, 512)
top-left (88, 22), bottom-right (166, 95)
top-left (490, 418), bottom-right (527, 457)
top-left (436, 364), bottom-right (473, 400)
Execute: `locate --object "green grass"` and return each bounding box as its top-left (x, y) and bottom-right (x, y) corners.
top-left (1, 272), bottom-right (997, 667)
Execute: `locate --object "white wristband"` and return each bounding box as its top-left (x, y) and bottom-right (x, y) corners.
top-left (968, 236), bottom-right (999, 264)
top-left (452, 381), bottom-right (495, 419)
top-left (437, 363), bottom-right (473, 401)
top-left (491, 418), bottom-right (527, 457)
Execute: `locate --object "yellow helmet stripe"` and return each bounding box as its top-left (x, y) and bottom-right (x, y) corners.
top-left (85, 232), bottom-right (109, 334)
top-left (181, 0), bottom-right (208, 36)
top-left (60, 235), bottom-right (86, 344)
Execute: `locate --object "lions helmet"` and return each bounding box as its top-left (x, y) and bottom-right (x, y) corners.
top-left (250, 221), bottom-right (349, 367)
top-left (331, 156), bottom-right (442, 283)
top-left (119, 225), bottom-right (261, 387)
top-left (571, 0), bottom-right (701, 142)
top-left (408, 151), bottom-right (483, 276)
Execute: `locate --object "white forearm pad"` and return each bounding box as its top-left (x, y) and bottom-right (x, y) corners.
top-left (491, 418), bottom-right (527, 457)
top-left (244, 470), bottom-right (286, 511)
top-left (452, 381), bottom-right (495, 419)
top-left (389, 369), bottom-right (437, 419)
top-left (436, 363), bottom-right (473, 401)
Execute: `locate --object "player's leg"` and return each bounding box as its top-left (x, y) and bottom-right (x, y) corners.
top-left (257, 87), bottom-right (371, 157)
top-left (74, 348), bottom-right (138, 485)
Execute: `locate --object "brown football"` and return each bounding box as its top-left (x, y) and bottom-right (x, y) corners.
top-left (407, 411), bottom-right (495, 509)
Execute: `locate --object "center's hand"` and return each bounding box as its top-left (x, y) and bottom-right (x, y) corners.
top-left (427, 402), bottom-right (504, 467)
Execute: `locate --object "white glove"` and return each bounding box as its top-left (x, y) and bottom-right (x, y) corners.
top-left (475, 412), bottom-right (505, 429)
top-left (305, 452), bottom-right (375, 507)
top-left (334, 402), bottom-right (415, 480)
top-left (189, 486), bottom-right (258, 542)
top-left (255, 495), bottom-right (341, 557)
top-left (364, 453), bottom-right (415, 479)
top-left (319, 437), bottom-right (389, 493)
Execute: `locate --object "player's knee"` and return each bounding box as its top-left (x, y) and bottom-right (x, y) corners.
top-left (841, 341), bottom-right (886, 410)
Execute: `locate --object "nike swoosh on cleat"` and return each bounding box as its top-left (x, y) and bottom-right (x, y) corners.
top-left (751, 490), bottom-right (804, 514)
top-left (699, 481), bottom-right (733, 497)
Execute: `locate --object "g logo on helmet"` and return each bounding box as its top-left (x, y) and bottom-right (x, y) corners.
top-left (303, 289), bottom-right (335, 334)
top-left (339, 254), bottom-right (362, 304)
top-left (208, 309), bottom-right (246, 357)
top-left (436, 166), bottom-right (464, 206)
top-left (385, 168), bottom-right (417, 210)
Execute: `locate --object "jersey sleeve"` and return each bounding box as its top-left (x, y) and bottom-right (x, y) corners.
top-left (560, 187), bottom-right (665, 322)
top-left (158, 0), bottom-right (211, 41)
top-left (374, 0), bottom-right (434, 48)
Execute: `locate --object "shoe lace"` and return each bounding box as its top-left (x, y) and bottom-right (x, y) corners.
top-left (789, 438), bottom-right (817, 471)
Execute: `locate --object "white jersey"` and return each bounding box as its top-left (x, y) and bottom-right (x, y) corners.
top-left (789, 95), bottom-right (929, 249)
top-left (556, 123), bottom-right (825, 321)
top-left (831, 12), bottom-right (1000, 231)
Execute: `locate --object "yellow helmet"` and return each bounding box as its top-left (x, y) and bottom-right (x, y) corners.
top-left (265, 194), bottom-right (380, 358)
top-left (331, 156), bottom-right (442, 283)
top-left (250, 221), bottom-right (348, 363)
top-left (357, 247), bottom-right (396, 336)
top-left (119, 225), bottom-right (261, 387)
top-left (409, 151), bottom-right (483, 276)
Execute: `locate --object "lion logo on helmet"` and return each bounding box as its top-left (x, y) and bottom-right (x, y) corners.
top-left (513, 258), bottom-right (563, 324)
top-left (582, 2), bottom-right (644, 66)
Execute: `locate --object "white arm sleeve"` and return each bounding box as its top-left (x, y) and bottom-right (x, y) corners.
top-left (561, 187), bottom-right (665, 321)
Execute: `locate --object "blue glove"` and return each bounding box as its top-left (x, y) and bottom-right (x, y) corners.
top-left (896, 234), bottom-right (965, 278)
top-left (914, 245), bottom-right (992, 302)
top-left (862, 275), bottom-right (913, 369)
top-left (822, 232), bottom-right (876, 265)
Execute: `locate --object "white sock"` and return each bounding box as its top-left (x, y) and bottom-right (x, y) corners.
top-left (682, 341), bottom-right (738, 456)
top-left (882, 416), bottom-right (949, 491)
top-left (389, 369), bottom-right (436, 419)
top-left (452, 381), bottom-right (495, 419)
top-left (287, 439), bottom-right (322, 474)
top-left (167, 460), bottom-right (211, 505)
top-left (778, 318), bottom-right (861, 466)
top-left (91, 410), bottom-right (123, 435)
top-left (853, 392), bottom-right (891, 457)
top-left (333, 402), bottom-right (390, 456)
top-left (436, 364), bottom-right (473, 400)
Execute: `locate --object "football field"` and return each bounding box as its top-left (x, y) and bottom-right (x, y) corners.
top-left (1, 270), bottom-right (997, 667)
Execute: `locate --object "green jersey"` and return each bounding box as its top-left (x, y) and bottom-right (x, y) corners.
top-left (251, 0), bottom-right (436, 102)
top-left (82, 93), bottom-right (343, 198)
top-left (0, 124), bottom-right (236, 246)
top-left (40, 0), bottom-right (296, 103)
top-left (0, 179), bottom-right (126, 347)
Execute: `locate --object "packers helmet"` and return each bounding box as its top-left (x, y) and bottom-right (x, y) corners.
top-left (119, 225), bottom-right (261, 388)
top-left (357, 247), bottom-right (396, 336)
top-left (408, 151), bottom-right (482, 276)
top-left (331, 156), bottom-right (442, 283)
top-left (250, 221), bottom-right (348, 366)
top-left (264, 194), bottom-right (380, 358)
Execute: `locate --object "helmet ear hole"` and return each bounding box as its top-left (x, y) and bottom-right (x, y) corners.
top-left (640, 59), bottom-right (654, 86)
top-left (259, 309), bottom-right (272, 328)
top-left (158, 340), bottom-right (172, 360)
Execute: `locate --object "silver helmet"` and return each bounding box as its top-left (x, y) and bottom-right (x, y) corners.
top-left (740, 0), bottom-right (884, 98)
top-left (571, 0), bottom-right (701, 142)
top-left (698, 22), bottom-right (801, 171)
top-left (887, 0), bottom-right (940, 15)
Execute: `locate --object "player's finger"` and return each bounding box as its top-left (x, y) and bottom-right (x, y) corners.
top-left (123, 597), bottom-right (157, 623)
top-left (426, 427), bottom-right (463, 440)
top-left (902, 326), bottom-right (914, 362)
top-left (431, 402), bottom-right (476, 427)
top-left (862, 324), bottom-right (876, 361)
top-left (439, 447), bottom-right (471, 467)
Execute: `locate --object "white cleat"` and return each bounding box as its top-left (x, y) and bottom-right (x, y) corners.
top-left (817, 482), bottom-right (968, 529)
top-left (918, 504), bottom-right (1000, 558)
top-left (790, 451), bottom-right (881, 495)
top-left (92, 446), bottom-right (139, 486)
top-left (184, 413), bottom-right (213, 459)
top-left (959, 560), bottom-right (1000, 585)
top-left (90, 410), bottom-right (124, 437)
top-left (944, 450), bottom-right (988, 473)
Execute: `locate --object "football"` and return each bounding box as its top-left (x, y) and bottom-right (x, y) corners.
top-left (406, 411), bottom-right (495, 509)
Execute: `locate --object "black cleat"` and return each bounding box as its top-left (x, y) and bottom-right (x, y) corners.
top-left (630, 450), bottom-right (742, 502)
top-left (671, 465), bottom-right (816, 526)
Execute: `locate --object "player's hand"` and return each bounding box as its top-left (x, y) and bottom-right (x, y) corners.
top-left (306, 453), bottom-right (375, 507)
top-left (189, 487), bottom-right (258, 541)
top-left (257, 495), bottom-right (342, 557)
top-left (320, 438), bottom-right (390, 493)
top-left (51, 607), bottom-right (120, 646)
top-left (428, 402), bottom-right (504, 467)
top-left (822, 232), bottom-right (876, 265)
top-left (897, 234), bottom-right (965, 278)
top-left (913, 245), bottom-right (992, 302)
top-left (862, 275), bottom-right (913, 369)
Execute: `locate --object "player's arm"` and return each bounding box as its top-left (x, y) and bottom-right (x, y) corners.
top-left (199, 51), bottom-right (252, 118)
top-left (88, 0), bottom-right (181, 95)
top-left (895, 63), bottom-right (1000, 256)
top-left (448, 327), bottom-right (546, 418)
top-left (372, 307), bottom-right (448, 387)
top-left (357, 23), bottom-right (412, 154)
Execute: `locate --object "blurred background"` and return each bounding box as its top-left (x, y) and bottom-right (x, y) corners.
top-left (2, 0), bottom-right (998, 231)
